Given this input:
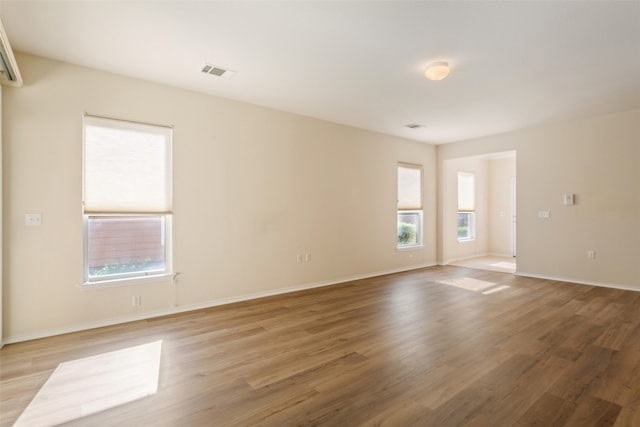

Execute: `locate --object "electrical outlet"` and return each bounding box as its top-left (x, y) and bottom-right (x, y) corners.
top-left (304, 253), bottom-right (311, 262)
top-left (25, 213), bottom-right (42, 226)
top-left (587, 251), bottom-right (595, 260)
top-left (296, 254), bottom-right (303, 263)
top-left (132, 295), bottom-right (142, 306)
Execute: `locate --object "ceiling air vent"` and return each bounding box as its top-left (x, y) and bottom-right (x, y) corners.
top-left (201, 64), bottom-right (236, 79)
top-left (404, 123), bottom-right (426, 129)
top-left (0, 18), bottom-right (23, 87)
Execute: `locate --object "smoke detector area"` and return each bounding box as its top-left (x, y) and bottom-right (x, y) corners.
top-left (201, 64), bottom-right (236, 79)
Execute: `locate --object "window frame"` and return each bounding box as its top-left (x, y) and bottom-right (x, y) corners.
top-left (397, 210), bottom-right (423, 249)
top-left (397, 162), bottom-right (424, 250)
top-left (83, 214), bottom-right (172, 284)
top-left (82, 115), bottom-right (173, 285)
top-left (457, 211), bottom-right (475, 242)
top-left (457, 171), bottom-right (476, 242)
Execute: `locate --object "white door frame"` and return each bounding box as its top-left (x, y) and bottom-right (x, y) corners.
top-left (510, 176), bottom-right (516, 257)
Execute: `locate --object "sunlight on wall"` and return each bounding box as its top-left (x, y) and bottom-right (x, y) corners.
top-left (13, 341), bottom-right (162, 426)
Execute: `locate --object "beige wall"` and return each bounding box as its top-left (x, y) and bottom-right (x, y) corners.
top-left (2, 53), bottom-right (437, 341)
top-left (438, 109), bottom-right (640, 288)
top-left (3, 52), bottom-right (639, 342)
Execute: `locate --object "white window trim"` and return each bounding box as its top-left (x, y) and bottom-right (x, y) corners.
top-left (82, 114), bottom-right (173, 286)
top-left (397, 162), bottom-right (424, 250)
top-left (81, 273), bottom-right (174, 288)
top-left (457, 170), bottom-right (476, 243)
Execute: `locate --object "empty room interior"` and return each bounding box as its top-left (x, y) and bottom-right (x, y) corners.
top-left (1, 1), bottom-right (639, 426)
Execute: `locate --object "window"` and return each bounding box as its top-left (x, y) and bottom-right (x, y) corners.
top-left (457, 171), bottom-right (475, 241)
top-left (397, 163), bottom-right (423, 248)
top-left (83, 115), bottom-right (172, 283)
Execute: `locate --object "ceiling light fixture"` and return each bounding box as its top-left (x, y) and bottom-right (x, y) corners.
top-left (424, 61), bottom-right (450, 81)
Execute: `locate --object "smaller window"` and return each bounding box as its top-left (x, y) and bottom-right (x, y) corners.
top-left (457, 171), bottom-right (475, 242)
top-left (398, 211), bottom-right (423, 247)
top-left (457, 212), bottom-right (475, 241)
top-left (397, 163), bottom-right (423, 248)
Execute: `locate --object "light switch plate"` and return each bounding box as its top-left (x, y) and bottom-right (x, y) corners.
top-left (538, 211), bottom-right (550, 219)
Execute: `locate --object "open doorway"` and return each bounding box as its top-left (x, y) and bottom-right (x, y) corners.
top-left (444, 151), bottom-right (516, 274)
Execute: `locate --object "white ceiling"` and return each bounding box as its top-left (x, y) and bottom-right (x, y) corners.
top-left (1, 1), bottom-right (639, 144)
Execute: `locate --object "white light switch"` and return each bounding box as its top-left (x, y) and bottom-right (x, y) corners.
top-left (538, 211), bottom-right (550, 219)
top-left (26, 213), bottom-right (42, 226)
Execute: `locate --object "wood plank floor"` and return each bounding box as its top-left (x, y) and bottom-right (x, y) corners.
top-left (2, 266), bottom-right (640, 426)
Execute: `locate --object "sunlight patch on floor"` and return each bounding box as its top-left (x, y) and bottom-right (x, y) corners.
top-left (490, 261), bottom-right (517, 270)
top-left (450, 256), bottom-right (516, 274)
top-left (438, 277), bottom-right (510, 295)
top-left (13, 340), bottom-right (162, 427)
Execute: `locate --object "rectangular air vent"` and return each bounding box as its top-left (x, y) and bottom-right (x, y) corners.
top-left (201, 64), bottom-right (236, 79)
top-left (404, 123), bottom-right (426, 129)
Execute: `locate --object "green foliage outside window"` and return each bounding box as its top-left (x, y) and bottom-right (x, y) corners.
top-left (90, 258), bottom-right (159, 276)
top-left (398, 222), bottom-right (417, 244)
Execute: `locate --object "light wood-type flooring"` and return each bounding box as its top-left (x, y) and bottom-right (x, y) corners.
top-left (2, 266), bottom-right (640, 426)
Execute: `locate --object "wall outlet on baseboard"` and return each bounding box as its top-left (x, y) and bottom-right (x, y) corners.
top-left (132, 295), bottom-right (142, 306)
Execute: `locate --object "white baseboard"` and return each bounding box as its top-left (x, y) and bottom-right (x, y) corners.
top-left (445, 253), bottom-right (490, 265)
top-left (2, 262), bottom-right (436, 345)
top-left (488, 252), bottom-right (515, 258)
top-left (515, 271), bottom-right (640, 293)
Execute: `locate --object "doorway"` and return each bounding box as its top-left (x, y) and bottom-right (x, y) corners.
top-left (444, 151), bottom-right (516, 273)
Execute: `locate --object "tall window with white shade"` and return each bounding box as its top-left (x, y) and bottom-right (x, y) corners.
top-left (397, 163), bottom-right (423, 248)
top-left (83, 115), bottom-right (172, 283)
top-left (457, 171), bottom-right (475, 241)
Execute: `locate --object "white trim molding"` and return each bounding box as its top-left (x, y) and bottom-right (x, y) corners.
top-left (516, 271), bottom-right (640, 293)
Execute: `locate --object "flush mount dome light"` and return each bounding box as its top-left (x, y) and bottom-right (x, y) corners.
top-left (424, 61), bottom-right (450, 81)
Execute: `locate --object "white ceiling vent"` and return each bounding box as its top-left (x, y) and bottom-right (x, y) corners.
top-left (0, 18), bottom-right (23, 87)
top-left (201, 64), bottom-right (236, 79)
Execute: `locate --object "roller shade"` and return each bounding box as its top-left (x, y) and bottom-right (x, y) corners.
top-left (458, 171), bottom-right (475, 212)
top-left (83, 115), bottom-right (172, 214)
top-left (397, 163), bottom-right (422, 210)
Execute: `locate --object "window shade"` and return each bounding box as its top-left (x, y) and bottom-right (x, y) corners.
top-left (458, 171), bottom-right (475, 212)
top-left (83, 115), bottom-right (172, 214)
top-left (397, 164), bottom-right (422, 210)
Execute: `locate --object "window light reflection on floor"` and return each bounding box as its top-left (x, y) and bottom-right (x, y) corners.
top-left (13, 340), bottom-right (162, 427)
top-left (438, 277), bottom-right (510, 295)
top-left (490, 261), bottom-right (517, 270)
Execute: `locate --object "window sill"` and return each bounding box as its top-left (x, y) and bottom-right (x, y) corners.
top-left (397, 244), bottom-right (423, 251)
top-left (457, 238), bottom-right (476, 243)
top-left (81, 273), bottom-right (174, 289)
